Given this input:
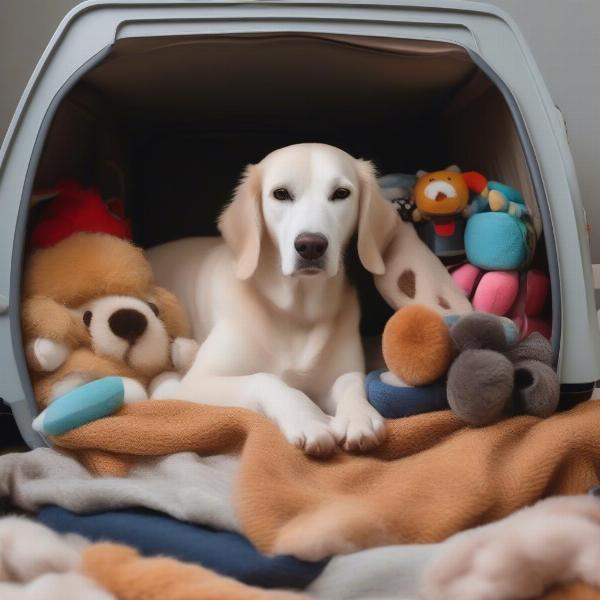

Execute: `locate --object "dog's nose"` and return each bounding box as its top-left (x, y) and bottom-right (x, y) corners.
top-left (108, 309), bottom-right (148, 344)
top-left (294, 233), bottom-right (328, 260)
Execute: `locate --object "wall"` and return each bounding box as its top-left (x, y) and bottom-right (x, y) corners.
top-left (1, 0), bottom-right (599, 259)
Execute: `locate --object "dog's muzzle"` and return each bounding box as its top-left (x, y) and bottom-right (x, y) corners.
top-left (294, 233), bottom-right (328, 274)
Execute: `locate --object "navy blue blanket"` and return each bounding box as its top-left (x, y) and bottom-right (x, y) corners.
top-left (38, 506), bottom-right (327, 589)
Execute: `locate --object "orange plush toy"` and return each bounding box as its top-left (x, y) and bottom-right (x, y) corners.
top-left (381, 305), bottom-right (454, 387)
top-left (412, 166), bottom-right (487, 260)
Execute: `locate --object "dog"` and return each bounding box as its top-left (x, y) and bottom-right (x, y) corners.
top-left (148, 143), bottom-right (399, 456)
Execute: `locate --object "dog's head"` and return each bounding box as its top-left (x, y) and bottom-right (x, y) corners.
top-left (218, 143), bottom-right (397, 279)
top-left (72, 288), bottom-right (187, 377)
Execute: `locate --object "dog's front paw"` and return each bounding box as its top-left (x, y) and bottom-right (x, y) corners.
top-left (332, 405), bottom-right (386, 452)
top-left (28, 338), bottom-right (70, 372)
top-left (282, 416), bottom-right (338, 458)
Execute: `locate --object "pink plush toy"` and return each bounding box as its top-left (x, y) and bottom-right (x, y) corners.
top-left (452, 265), bottom-right (551, 337)
top-left (452, 265), bottom-right (519, 316)
top-left (511, 270), bottom-right (551, 338)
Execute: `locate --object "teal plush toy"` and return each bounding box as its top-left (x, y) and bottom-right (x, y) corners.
top-left (32, 376), bottom-right (124, 436)
top-left (464, 181), bottom-right (536, 271)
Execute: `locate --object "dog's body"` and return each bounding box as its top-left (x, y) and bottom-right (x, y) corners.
top-left (148, 144), bottom-right (398, 455)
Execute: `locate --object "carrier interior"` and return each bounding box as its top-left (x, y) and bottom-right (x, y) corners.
top-left (28, 33), bottom-right (550, 338)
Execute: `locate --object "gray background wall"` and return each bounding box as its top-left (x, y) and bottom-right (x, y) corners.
top-left (1, 0), bottom-right (599, 259)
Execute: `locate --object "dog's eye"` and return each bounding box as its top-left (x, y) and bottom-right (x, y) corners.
top-left (147, 302), bottom-right (159, 317)
top-left (273, 188), bottom-right (292, 201)
top-left (331, 187), bottom-right (350, 201)
top-left (83, 311), bottom-right (92, 327)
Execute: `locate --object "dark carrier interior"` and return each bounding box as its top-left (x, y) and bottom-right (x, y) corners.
top-left (27, 33), bottom-right (552, 343)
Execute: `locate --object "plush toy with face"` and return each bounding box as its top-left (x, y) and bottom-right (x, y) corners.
top-left (22, 233), bottom-right (198, 407)
top-left (411, 166), bottom-right (487, 260)
top-left (413, 167), bottom-right (471, 220)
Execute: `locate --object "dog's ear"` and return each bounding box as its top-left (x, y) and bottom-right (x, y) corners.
top-left (218, 164), bottom-right (263, 280)
top-left (355, 159), bottom-right (398, 275)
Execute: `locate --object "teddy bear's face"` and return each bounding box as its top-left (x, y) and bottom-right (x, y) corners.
top-left (413, 170), bottom-right (469, 217)
top-left (73, 295), bottom-right (171, 377)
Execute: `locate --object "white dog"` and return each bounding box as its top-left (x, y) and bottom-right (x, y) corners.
top-left (148, 143), bottom-right (400, 456)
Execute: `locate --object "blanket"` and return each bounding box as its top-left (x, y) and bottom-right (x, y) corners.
top-left (0, 448), bottom-right (238, 532)
top-left (52, 398), bottom-right (600, 561)
top-left (3, 498), bottom-right (600, 599)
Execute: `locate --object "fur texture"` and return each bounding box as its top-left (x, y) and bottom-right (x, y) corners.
top-left (450, 312), bottom-right (508, 352)
top-left (421, 495), bottom-right (600, 600)
top-left (447, 350), bottom-right (514, 425)
top-left (149, 144), bottom-right (398, 456)
top-left (21, 233), bottom-right (193, 407)
top-left (446, 313), bottom-right (558, 426)
top-left (23, 233), bottom-right (153, 306)
top-left (381, 305), bottom-right (454, 386)
top-left (0, 515), bottom-right (114, 600)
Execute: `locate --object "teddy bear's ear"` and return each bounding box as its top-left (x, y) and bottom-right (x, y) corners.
top-left (416, 170), bottom-right (428, 178)
top-left (446, 165), bottom-right (461, 173)
top-left (150, 287), bottom-right (191, 339)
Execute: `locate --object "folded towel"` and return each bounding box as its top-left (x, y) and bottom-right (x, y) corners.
top-left (53, 399), bottom-right (600, 560)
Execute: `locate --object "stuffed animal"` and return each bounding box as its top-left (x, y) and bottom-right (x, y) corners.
top-left (447, 312), bottom-right (559, 425)
top-left (462, 181), bottom-right (536, 271)
top-left (367, 306), bottom-right (559, 425)
top-left (22, 232), bottom-right (198, 408)
top-left (411, 166), bottom-right (487, 259)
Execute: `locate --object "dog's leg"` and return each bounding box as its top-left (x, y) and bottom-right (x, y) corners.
top-left (329, 372), bottom-right (386, 451)
top-left (172, 373), bottom-right (337, 457)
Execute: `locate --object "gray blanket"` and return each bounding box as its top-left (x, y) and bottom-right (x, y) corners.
top-left (0, 448), bottom-right (239, 531)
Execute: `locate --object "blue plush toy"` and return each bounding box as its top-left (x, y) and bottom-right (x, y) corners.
top-left (32, 376), bottom-right (124, 436)
top-left (464, 181), bottom-right (536, 271)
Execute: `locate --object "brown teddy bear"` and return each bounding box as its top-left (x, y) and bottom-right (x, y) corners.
top-left (22, 233), bottom-right (198, 408)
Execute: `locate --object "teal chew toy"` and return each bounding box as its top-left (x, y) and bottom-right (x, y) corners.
top-left (32, 376), bottom-right (125, 436)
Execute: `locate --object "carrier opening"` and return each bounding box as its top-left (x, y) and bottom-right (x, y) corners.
top-left (26, 33), bottom-right (552, 342)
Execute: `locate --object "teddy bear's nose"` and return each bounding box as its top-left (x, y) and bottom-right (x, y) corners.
top-left (108, 309), bottom-right (148, 344)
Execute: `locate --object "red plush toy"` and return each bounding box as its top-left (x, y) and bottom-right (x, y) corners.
top-left (31, 180), bottom-right (132, 249)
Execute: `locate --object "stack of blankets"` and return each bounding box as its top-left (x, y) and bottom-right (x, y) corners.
top-left (2, 398), bottom-right (600, 598)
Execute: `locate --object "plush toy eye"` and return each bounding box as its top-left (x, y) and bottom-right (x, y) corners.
top-left (83, 311), bottom-right (92, 327)
top-left (429, 178), bottom-right (434, 182)
top-left (330, 187), bottom-right (350, 201)
top-left (273, 188), bottom-right (292, 201)
top-left (447, 177), bottom-right (451, 181)
top-left (147, 302), bottom-right (159, 317)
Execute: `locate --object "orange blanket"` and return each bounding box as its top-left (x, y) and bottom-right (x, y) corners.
top-left (54, 399), bottom-right (600, 560)
top-left (83, 543), bottom-right (305, 600)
